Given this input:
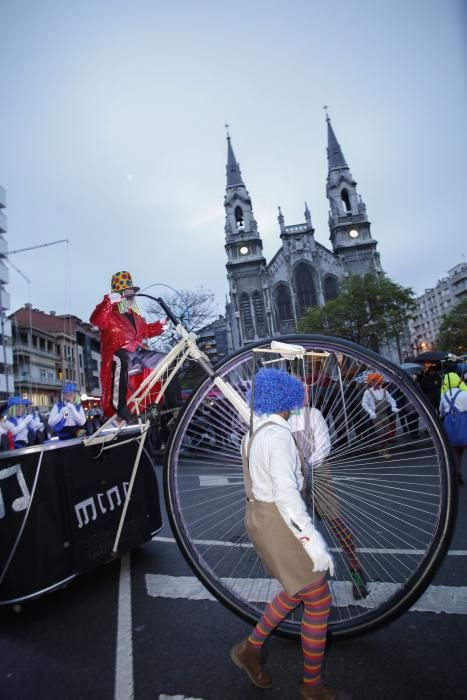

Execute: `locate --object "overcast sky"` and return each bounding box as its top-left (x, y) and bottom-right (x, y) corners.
top-left (1, 0), bottom-right (466, 323)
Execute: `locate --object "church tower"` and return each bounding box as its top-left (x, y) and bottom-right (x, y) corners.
top-left (224, 133), bottom-right (269, 348)
top-left (326, 115), bottom-right (382, 275)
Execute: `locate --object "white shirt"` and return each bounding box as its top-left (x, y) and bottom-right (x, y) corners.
top-left (48, 402), bottom-right (86, 429)
top-left (288, 406), bottom-right (331, 467)
top-left (243, 413), bottom-right (311, 534)
top-left (361, 387), bottom-right (398, 417)
top-left (439, 388), bottom-right (467, 417)
top-left (3, 414), bottom-right (33, 443)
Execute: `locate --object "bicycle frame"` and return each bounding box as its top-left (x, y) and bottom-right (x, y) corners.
top-left (83, 296), bottom-right (251, 553)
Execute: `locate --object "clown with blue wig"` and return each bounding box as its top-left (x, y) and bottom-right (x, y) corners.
top-left (230, 368), bottom-right (351, 700)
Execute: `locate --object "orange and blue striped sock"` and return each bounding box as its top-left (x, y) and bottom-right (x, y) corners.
top-left (300, 578), bottom-right (331, 686)
top-left (248, 589), bottom-right (301, 647)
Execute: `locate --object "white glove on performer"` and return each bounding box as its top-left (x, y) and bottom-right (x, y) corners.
top-left (109, 292), bottom-right (122, 304)
top-left (299, 527), bottom-right (335, 576)
top-left (369, 411), bottom-right (377, 420)
top-left (160, 317), bottom-right (169, 331)
top-left (286, 510), bottom-right (334, 576)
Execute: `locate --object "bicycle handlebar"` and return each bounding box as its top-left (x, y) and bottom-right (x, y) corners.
top-left (135, 293), bottom-right (180, 327)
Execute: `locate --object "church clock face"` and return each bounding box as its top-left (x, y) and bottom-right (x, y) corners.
top-left (239, 245), bottom-right (249, 255)
top-left (349, 229), bottom-right (359, 239)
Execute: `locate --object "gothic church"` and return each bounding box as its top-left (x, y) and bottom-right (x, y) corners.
top-left (224, 116), bottom-right (383, 351)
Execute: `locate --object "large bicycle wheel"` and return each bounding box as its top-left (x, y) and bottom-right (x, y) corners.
top-left (164, 335), bottom-right (456, 639)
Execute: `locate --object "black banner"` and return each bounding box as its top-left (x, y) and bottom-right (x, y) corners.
top-left (0, 432), bottom-right (162, 604)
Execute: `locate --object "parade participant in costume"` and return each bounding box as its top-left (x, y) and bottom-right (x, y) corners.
top-left (230, 368), bottom-right (351, 700)
top-left (289, 403), bottom-right (369, 600)
top-left (48, 383), bottom-right (86, 440)
top-left (441, 371), bottom-right (467, 394)
top-left (90, 271), bottom-right (168, 420)
top-left (3, 396), bottom-right (34, 449)
top-left (22, 399), bottom-right (45, 445)
top-left (361, 372), bottom-right (399, 458)
top-left (439, 372), bottom-right (467, 486)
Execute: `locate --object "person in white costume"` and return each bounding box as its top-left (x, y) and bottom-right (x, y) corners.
top-left (230, 368), bottom-right (351, 700)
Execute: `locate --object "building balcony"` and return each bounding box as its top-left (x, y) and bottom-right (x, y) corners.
top-left (0, 236), bottom-right (7, 257)
top-left (14, 375), bottom-right (63, 388)
top-left (13, 343), bottom-right (60, 361)
top-left (0, 210), bottom-right (6, 234)
top-left (0, 185), bottom-right (6, 208)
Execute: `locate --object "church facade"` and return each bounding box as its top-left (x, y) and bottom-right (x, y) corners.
top-left (224, 117), bottom-right (383, 351)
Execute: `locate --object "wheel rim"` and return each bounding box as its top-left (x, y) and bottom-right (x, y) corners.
top-left (164, 335), bottom-right (456, 638)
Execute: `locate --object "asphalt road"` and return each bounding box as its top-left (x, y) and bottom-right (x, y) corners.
top-left (1, 454), bottom-right (466, 700)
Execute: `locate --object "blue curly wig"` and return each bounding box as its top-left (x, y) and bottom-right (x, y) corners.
top-left (249, 368), bottom-right (305, 415)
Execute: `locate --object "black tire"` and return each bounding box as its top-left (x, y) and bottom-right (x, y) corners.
top-left (164, 335), bottom-right (457, 639)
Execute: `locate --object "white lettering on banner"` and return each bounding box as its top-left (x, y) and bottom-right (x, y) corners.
top-left (73, 481), bottom-right (128, 528)
top-left (0, 464), bottom-right (31, 519)
top-left (106, 485), bottom-right (122, 511)
top-left (97, 493), bottom-right (107, 514)
top-left (74, 497), bottom-right (98, 528)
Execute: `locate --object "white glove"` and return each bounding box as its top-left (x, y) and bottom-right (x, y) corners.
top-left (287, 515), bottom-right (334, 576)
top-left (392, 407), bottom-right (400, 413)
top-left (369, 411), bottom-right (377, 420)
top-left (161, 317), bottom-right (169, 330)
top-left (300, 528), bottom-right (335, 576)
top-left (109, 292), bottom-right (122, 304)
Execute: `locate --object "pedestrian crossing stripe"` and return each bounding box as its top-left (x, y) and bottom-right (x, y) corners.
top-left (145, 574), bottom-right (467, 615)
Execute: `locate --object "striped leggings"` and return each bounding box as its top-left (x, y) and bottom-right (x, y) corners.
top-left (248, 576), bottom-right (331, 687)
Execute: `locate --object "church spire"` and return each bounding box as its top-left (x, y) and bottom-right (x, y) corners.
top-left (326, 113), bottom-right (348, 171)
top-left (226, 133), bottom-right (244, 188)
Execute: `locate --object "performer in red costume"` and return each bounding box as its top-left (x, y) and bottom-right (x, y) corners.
top-left (90, 271), bottom-right (168, 420)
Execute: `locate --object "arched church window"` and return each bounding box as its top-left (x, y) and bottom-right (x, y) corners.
top-left (323, 275), bottom-right (339, 302)
top-left (341, 189), bottom-right (351, 214)
top-left (295, 263), bottom-right (317, 317)
top-left (234, 206), bottom-right (244, 229)
top-left (275, 284), bottom-right (293, 321)
top-left (252, 290), bottom-right (266, 336)
top-left (240, 292), bottom-right (254, 340)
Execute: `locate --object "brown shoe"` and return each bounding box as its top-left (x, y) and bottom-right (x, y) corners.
top-left (230, 638), bottom-right (272, 688)
top-left (298, 681), bottom-right (353, 700)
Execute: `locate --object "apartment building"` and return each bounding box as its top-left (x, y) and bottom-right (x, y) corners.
top-left (10, 306), bottom-right (101, 407)
top-left (409, 262), bottom-right (467, 353)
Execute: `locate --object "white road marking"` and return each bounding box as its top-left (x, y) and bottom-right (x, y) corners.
top-left (145, 574), bottom-right (467, 615)
top-left (159, 696), bottom-right (204, 700)
top-left (152, 535), bottom-right (467, 556)
top-left (115, 554), bottom-right (134, 700)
